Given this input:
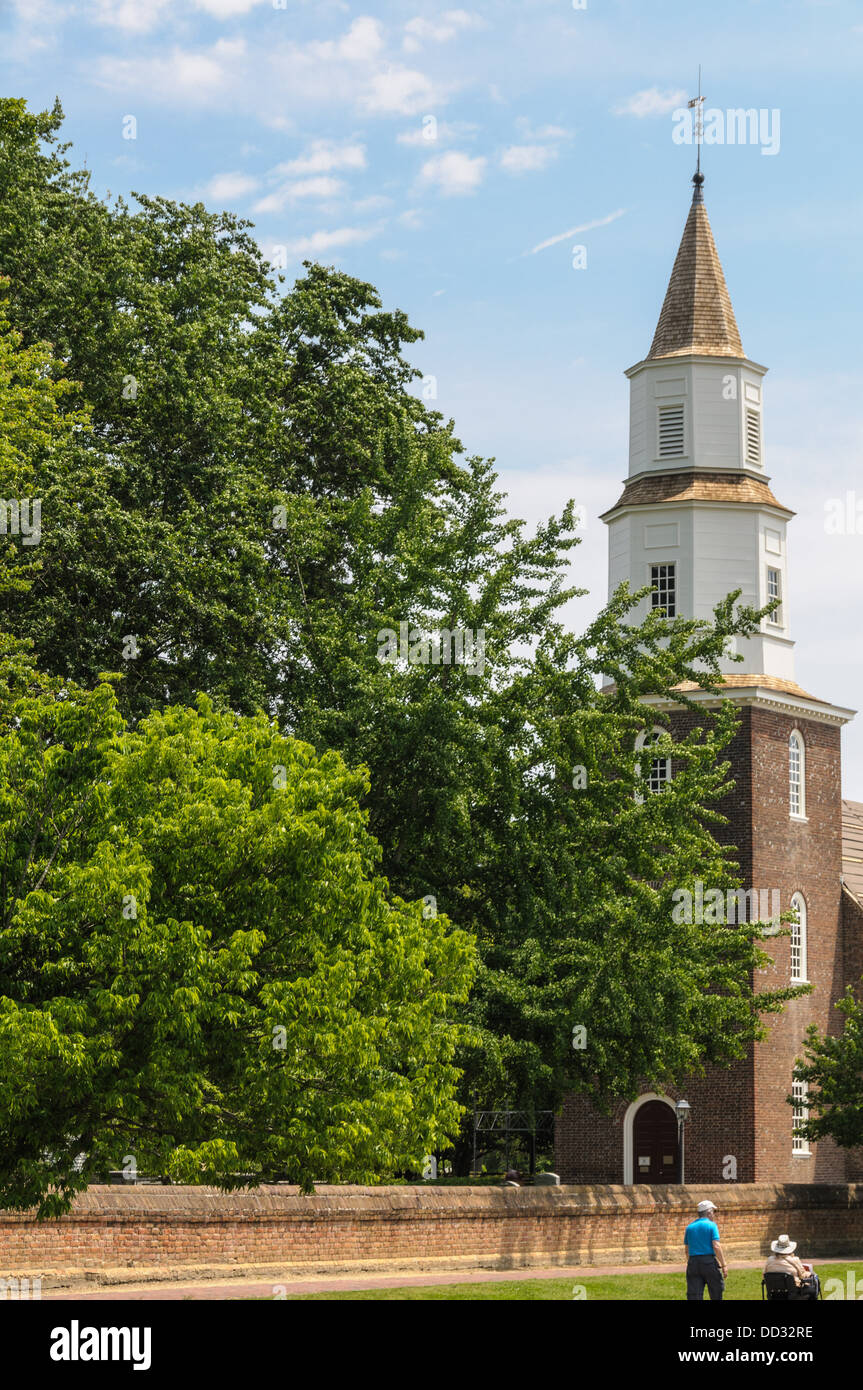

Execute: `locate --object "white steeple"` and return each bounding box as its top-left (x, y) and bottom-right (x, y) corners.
top-left (601, 173), bottom-right (795, 684)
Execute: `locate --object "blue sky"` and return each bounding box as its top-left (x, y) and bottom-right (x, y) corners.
top-left (4, 0), bottom-right (863, 789)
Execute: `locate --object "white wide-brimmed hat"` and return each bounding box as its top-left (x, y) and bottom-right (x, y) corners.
top-left (771, 1234), bottom-right (797, 1254)
top-left (697, 1200), bottom-right (717, 1214)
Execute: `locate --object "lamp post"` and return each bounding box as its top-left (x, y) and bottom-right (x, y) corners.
top-left (676, 1099), bottom-right (691, 1185)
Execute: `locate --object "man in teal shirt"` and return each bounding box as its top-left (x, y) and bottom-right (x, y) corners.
top-left (684, 1200), bottom-right (728, 1301)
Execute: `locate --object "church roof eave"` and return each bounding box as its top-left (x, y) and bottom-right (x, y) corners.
top-left (599, 469), bottom-right (794, 522)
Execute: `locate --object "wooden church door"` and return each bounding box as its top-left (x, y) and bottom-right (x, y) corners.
top-left (633, 1100), bottom-right (679, 1183)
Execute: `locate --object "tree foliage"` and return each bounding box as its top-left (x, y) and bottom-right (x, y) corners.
top-left (0, 644), bottom-right (474, 1214)
top-left (0, 98), bottom-right (811, 1154)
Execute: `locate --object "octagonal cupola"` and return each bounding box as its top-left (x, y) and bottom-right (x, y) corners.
top-left (602, 172), bottom-right (796, 684)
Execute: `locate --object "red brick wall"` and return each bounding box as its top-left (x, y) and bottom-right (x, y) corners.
top-left (1, 1185), bottom-right (861, 1279)
top-left (746, 708), bottom-right (846, 1183)
top-left (556, 1065), bottom-right (754, 1187)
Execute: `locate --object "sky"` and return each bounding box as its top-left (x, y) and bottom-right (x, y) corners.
top-left (3, 0), bottom-right (863, 789)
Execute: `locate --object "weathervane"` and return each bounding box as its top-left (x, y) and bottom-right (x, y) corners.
top-left (688, 65), bottom-right (705, 200)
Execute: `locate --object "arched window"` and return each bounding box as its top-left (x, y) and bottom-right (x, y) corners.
top-left (789, 730), bottom-right (805, 818)
top-left (789, 893), bottom-right (808, 982)
top-left (635, 727), bottom-right (671, 795)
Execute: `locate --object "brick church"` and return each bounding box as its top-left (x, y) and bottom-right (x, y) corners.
top-left (554, 170), bottom-right (863, 1187)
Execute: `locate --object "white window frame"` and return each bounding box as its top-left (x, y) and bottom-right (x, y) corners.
top-left (635, 726), bottom-right (671, 798)
top-left (789, 730), bottom-right (806, 820)
top-left (789, 892), bottom-right (808, 983)
top-left (766, 566), bottom-right (783, 628)
top-left (650, 562), bottom-right (677, 619)
top-left (792, 1078), bottom-right (810, 1155)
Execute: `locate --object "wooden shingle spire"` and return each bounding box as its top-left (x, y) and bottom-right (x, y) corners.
top-left (648, 177), bottom-right (744, 360)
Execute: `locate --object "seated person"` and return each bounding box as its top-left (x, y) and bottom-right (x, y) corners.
top-left (764, 1234), bottom-right (820, 1297)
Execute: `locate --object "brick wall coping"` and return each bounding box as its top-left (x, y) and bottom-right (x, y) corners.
top-left (3, 1182), bottom-right (861, 1224)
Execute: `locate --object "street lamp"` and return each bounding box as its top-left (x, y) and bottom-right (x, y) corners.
top-left (676, 1099), bottom-right (692, 1185)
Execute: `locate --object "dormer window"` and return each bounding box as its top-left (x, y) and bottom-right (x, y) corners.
top-left (745, 408), bottom-right (762, 465)
top-left (658, 404), bottom-right (684, 458)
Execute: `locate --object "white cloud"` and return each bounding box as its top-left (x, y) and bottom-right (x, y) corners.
top-left (194, 0), bottom-right (268, 15)
top-left (419, 150), bottom-right (486, 196)
top-left (287, 176), bottom-right (346, 199)
top-left (254, 140), bottom-right (366, 215)
top-left (403, 10), bottom-right (483, 53)
top-left (363, 65), bottom-right (441, 115)
top-left (91, 16), bottom-right (445, 120)
top-left (528, 209), bottom-right (627, 255)
top-left (500, 144), bottom-right (559, 175)
top-left (353, 194), bottom-right (392, 213)
top-left (90, 0), bottom-right (266, 24)
top-left (397, 120), bottom-right (477, 146)
top-left (311, 16), bottom-right (385, 64)
top-left (95, 37), bottom-right (247, 102)
top-left (253, 176), bottom-right (345, 214)
top-left (88, 0), bottom-right (171, 32)
top-left (204, 171), bottom-right (260, 203)
top-left (283, 225), bottom-right (380, 258)
top-left (529, 124), bottom-right (569, 140)
top-left (274, 141), bottom-right (367, 176)
top-left (613, 87), bottom-right (688, 118)
top-left (5, 0), bottom-right (62, 57)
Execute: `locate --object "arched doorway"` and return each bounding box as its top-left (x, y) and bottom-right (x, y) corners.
top-left (632, 1099), bottom-right (679, 1183)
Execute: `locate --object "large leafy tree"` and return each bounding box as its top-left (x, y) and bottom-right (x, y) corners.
top-left (0, 98), bottom-right (806, 1149)
top-left (0, 644), bottom-right (475, 1215)
top-left (0, 98), bottom-right (277, 714)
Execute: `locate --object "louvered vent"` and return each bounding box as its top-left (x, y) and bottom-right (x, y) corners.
top-left (745, 408), bottom-right (761, 464)
top-left (658, 404), bottom-right (684, 457)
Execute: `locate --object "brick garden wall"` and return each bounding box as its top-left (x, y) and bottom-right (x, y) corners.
top-left (1, 1184), bottom-right (862, 1281)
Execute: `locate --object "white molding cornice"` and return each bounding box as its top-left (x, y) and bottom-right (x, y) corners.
top-left (640, 687), bottom-right (856, 728)
top-left (624, 354), bottom-right (769, 378)
top-left (601, 497), bottom-right (794, 524)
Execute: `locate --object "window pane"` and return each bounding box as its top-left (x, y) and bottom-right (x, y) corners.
top-left (650, 563), bottom-right (676, 618)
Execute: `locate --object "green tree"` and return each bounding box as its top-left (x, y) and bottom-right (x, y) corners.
top-left (793, 990), bottom-right (863, 1150)
top-left (0, 98), bottom-right (279, 714)
top-left (0, 285), bottom-right (88, 598)
top-left (0, 98), bottom-right (807, 1141)
top-left (0, 647), bottom-right (475, 1215)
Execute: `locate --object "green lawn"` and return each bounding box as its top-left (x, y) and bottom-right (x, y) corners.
top-left (285, 1261), bottom-right (863, 1301)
